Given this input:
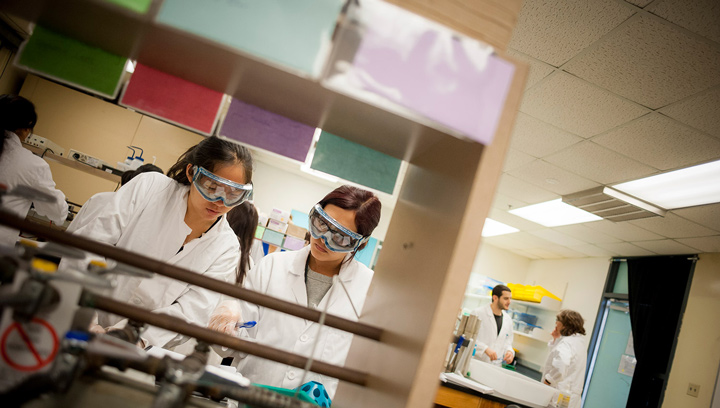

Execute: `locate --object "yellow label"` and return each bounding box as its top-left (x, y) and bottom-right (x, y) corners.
top-left (31, 258), bottom-right (58, 273)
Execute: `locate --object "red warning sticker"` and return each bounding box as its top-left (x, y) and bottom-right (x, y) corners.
top-left (0, 318), bottom-right (59, 371)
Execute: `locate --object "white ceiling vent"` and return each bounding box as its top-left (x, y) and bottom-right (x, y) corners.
top-left (562, 186), bottom-right (667, 222)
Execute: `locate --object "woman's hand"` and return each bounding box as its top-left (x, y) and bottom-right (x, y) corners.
top-left (208, 300), bottom-right (242, 336)
top-left (551, 326), bottom-right (561, 340)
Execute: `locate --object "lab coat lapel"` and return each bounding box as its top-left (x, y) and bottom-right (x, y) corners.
top-left (289, 246), bottom-right (310, 307)
top-left (318, 255), bottom-right (357, 315)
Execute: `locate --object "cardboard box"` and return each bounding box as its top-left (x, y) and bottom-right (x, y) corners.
top-left (266, 219), bottom-right (288, 234)
top-left (269, 208), bottom-right (290, 223)
top-left (286, 223), bottom-right (308, 239)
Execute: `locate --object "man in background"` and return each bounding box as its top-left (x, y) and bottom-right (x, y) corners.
top-left (472, 284), bottom-right (515, 364)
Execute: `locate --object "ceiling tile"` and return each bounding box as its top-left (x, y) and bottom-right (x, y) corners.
top-left (488, 208), bottom-right (547, 231)
top-left (491, 193), bottom-right (529, 212)
top-left (510, 249), bottom-right (541, 259)
top-left (523, 247), bottom-right (566, 259)
top-left (535, 243), bottom-right (589, 258)
top-left (649, 0), bottom-right (720, 43)
top-left (554, 224), bottom-right (623, 244)
top-left (632, 239), bottom-right (700, 254)
top-left (483, 231), bottom-right (551, 250)
top-left (563, 14), bottom-right (720, 109)
top-left (584, 220), bottom-right (665, 241)
top-left (529, 229), bottom-right (589, 246)
top-left (496, 174), bottom-right (558, 204)
top-left (676, 235), bottom-right (720, 253)
top-left (503, 148), bottom-right (536, 172)
top-left (509, 0), bottom-right (635, 66)
top-left (510, 113), bottom-right (584, 158)
top-left (592, 113), bottom-right (720, 170)
top-left (568, 244), bottom-right (618, 257)
top-left (625, 0), bottom-right (653, 7)
top-left (505, 49), bottom-right (556, 90)
top-left (520, 72), bottom-right (650, 137)
top-left (544, 141), bottom-right (657, 184)
top-left (673, 203), bottom-right (720, 232)
top-left (508, 160), bottom-right (601, 195)
top-left (596, 242), bottom-right (657, 256)
top-left (629, 213), bottom-right (718, 238)
top-left (660, 86), bottom-right (720, 139)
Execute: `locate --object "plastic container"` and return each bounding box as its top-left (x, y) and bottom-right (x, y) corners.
top-left (515, 311), bottom-right (538, 326)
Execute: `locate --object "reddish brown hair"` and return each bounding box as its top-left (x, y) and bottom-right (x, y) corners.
top-left (557, 309), bottom-right (586, 336)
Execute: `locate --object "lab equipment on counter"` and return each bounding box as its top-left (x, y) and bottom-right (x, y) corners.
top-left (0, 209), bottom-right (384, 407)
top-left (68, 148), bottom-right (109, 169)
top-left (26, 134), bottom-right (66, 156)
top-left (468, 359), bottom-right (556, 407)
top-left (445, 313), bottom-right (480, 375)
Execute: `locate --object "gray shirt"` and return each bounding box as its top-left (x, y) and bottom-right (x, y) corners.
top-left (306, 267), bottom-right (333, 308)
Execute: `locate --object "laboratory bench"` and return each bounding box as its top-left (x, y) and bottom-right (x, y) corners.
top-left (435, 382), bottom-right (543, 408)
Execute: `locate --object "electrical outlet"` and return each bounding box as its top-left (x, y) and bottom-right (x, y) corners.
top-left (687, 383), bottom-right (700, 398)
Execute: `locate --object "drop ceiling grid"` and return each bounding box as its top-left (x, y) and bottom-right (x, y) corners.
top-left (583, 220), bottom-right (665, 241)
top-left (502, 148), bottom-right (536, 172)
top-left (596, 241), bottom-right (657, 256)
top-left (529, 229), bottom-right (590, 247)
top-left (496, 174), bottom-right (558, 204)
top-left (659, 85), bottom-right (720, 139)
top-left (543, 140), bottom-right (658, 184)
top-left (505, 49), bottom-right (556, 91)
top-left (676, 236), bottom-right (720, 253)
top-left (507, 159), bottom-right (601, 195)
top-left (562, 13), bottom-right (720, 109)
top-left (488, 208), bottom-right (548, 231)
top-left (508, 0), bottom-right (636, 66)
top-left (509, 112), bottom-right (584, 158)
top-left (647, 0), bottom-right (720, 44)
top-left (553, 224), bottom-right (623, 244)
top-left (672, 203), bottom-right (720, 231)
top-left (591, 113), bottom-right (720, 170)
top-left (519, 71), bottom-right (650, 138)
top-left (629, 213), bottom-right (720, 237)
top-left (632, 238), bottom-right (702, 254)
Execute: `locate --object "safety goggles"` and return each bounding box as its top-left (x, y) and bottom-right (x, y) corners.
top-left (309, 204), bottom-right (368, 253)
top-left (192, 166), bottom-right (252, 207)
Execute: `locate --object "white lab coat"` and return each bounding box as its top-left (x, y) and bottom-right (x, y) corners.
top-left (66, 172), bottom-right (239, 347)
top-left (542, 334), bottom-right (587, 408)
top-left (471, 304), bottom-right (515, 363)
top-left (0, 132), bottom-right (68, 246)
top-left (65, 191), bottom-right (114, 233)
top-left (220, 245), bottom-right (373, 399)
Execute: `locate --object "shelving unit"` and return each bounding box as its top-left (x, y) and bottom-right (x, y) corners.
top-left (1, 1), bottom-right (527, 407)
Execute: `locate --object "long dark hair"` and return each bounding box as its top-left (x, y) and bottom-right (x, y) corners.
top-left (225, 201), bottom-right (259, 285)
top-left (0, 95), bottom-right (38, 158)
top-left (317, 185), bottom-right (382, 259)
top-left (166, 136), bottom-right (253, 185)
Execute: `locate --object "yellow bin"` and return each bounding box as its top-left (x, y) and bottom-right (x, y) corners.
top-left (506, 283), bottom-right (561, 303)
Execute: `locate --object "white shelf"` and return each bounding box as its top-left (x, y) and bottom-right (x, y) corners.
top-left (511, 297), bottom-right (561, 312)
top-left (513, 330), bottom-right (551, 343)
top-left (464, 292), bottom-right (492, 300)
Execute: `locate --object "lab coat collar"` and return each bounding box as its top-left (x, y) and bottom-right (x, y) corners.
top-left (288, 245), bottom-right (359, 310)
top-left (4, 131), bottom-right (21, 147)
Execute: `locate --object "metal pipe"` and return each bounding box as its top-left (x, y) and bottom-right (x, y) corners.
top-left (0, 212), bottom-right (383, 341)
top-left (80, 291), bottom-right (369, 386)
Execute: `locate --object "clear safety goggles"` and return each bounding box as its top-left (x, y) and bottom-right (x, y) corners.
top-left (192, 166), bottom-right (252, 207)
top-left (309, 204), bottom-right (368, 253)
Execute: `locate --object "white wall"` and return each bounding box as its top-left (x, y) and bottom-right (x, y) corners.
top-left (663, 253), bottom-right (720, 408)
top-left (251, 158), bottom-right (394, 241)
top-left (471, 242), bottom-right (531, 285)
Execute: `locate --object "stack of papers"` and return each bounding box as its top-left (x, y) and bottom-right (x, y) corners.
top-left (440, 372), bottom-right (494, 394)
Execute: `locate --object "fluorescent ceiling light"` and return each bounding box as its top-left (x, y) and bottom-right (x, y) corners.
top-left (612, 160), bottom-right (720, 210)
top-left (509, 199), bottom-right (602, 227)
top-left (482, 218), bottom-right (519, 237)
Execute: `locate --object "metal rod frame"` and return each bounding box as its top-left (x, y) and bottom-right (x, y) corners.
top-left (0, 212), bottom-right (383, 341)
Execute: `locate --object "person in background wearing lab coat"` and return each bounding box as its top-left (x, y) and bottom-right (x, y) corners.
top-left (0, 95), bottom-right (68, 247)
top-left (472, 284), bottom-right (515, 364)
top-left (208, 185), bottom-right (381, 399)
top-left (67, 136), bottom-right (253, 348)
top-left (66, 163), bottom-right (163, 233)
top-left (542, 309), bottom-right (587, 408)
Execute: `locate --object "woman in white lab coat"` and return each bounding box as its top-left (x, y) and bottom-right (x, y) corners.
top-left (0, 95), bottom-right (68, 247)
top-left (210, 185), bottom-right (381, 399)
top-left (542, 309), bottom-right (588, 408)
top-left (69, 136), bottom-right (253, 348)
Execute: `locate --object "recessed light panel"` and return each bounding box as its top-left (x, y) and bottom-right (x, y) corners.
top-left (482, 219), bottom-right (519, 237)
top-left (509, 199), bottom-right (602, 227)
top-left (613, 160), bottom-right (720, 210)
